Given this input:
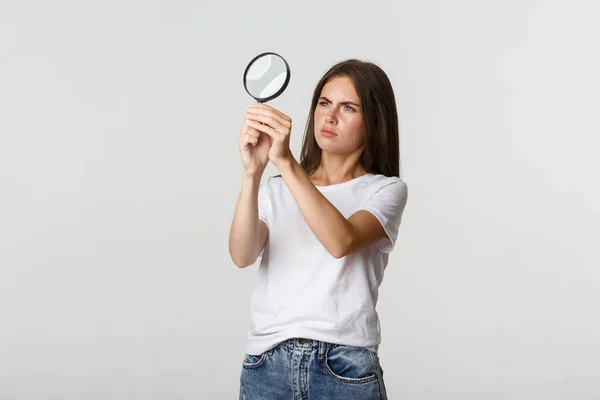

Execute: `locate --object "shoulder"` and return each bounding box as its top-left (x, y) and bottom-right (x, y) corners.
top-left (260, 174), bottom-right (285, 190)
top-left (366, 174), bottom-right (408, 193)
top-left (258, 175), bottom-right (286, 202)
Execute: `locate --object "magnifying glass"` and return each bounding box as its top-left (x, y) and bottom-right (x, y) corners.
top-left (243, 52), bottom-right (291, 103)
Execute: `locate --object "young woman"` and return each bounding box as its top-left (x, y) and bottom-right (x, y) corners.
top-left (230, 59), bottom-right (408, 400)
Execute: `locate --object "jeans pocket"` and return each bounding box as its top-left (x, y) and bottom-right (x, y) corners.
top-left (324, 345), bottom-right (378, 384)
top-left (242, 352), bottom-right (268, 369)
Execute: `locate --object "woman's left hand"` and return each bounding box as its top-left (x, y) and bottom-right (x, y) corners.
top-left (245, 104), bottom-right (293, 167)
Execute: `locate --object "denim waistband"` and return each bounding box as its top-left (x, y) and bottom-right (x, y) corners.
top-left (272, 337), bottom-right (337, 360)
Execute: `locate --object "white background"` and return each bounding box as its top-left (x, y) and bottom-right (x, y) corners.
top-left (1, 1), bottom-right (599, 399)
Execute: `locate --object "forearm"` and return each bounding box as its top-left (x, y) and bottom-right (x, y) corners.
top-left (229, 171), bottom-right (263, 267)
top-left (277, 157), bottom-right (353, 258)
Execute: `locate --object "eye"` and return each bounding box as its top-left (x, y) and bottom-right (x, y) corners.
top-left (344, 105), bottom-right (356, 112)
top-left (318, 101), bottom-right (329, 107)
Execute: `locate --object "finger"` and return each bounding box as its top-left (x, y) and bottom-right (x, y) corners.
top-left (239, 132), bottom-right (257, 147)
top-left (247, 106), bottom-right (290, 128)
top-left (248, 105), bottom-right (289, 124)
top-left (246, 112), bottom-right (287, 132)
top-left (250, 104), bottom-right (292, 125)
top-left (243, 124), bottom-right (260, 138)
top-left (245, 134), bottom-right (258, 146)
top-left (247, 119), bottom-right (278, 139)
top-left (245, 113), bottom-right (281, 130)
top-left (241, 119), bottom-right (260, 137)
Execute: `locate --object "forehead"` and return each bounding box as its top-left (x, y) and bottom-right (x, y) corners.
top-left (320, 76), bottom-right (359, 100)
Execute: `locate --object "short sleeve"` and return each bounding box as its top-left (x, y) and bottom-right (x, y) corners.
top-left (256, 178), bottom-right (272, 258)
top-left (257, 177), bottom-right (272, 229)
top-left (358, 180), bottom-right (408, 253)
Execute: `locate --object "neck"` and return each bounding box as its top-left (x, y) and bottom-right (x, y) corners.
top-left (311, 151), bottom-right (367, 185)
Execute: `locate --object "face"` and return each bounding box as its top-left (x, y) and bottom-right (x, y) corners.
top-left (313, 76), bottom-right (365, 154)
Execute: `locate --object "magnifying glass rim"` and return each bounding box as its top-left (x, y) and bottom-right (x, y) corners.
top-left (243, 51), bottom-right (291, 103)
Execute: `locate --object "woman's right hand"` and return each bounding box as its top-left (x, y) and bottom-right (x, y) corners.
top-left (238, 114), bottom-right (271, 175)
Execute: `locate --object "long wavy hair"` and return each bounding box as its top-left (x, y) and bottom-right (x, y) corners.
top-left (275, 59), bottom-right (401, 179)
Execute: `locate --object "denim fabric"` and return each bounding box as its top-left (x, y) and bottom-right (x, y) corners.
top-left (239, 338), bottom-right (388, 400)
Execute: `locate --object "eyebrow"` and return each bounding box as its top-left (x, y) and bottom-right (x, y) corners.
top-left (318, 96), bottom-right (361, 107)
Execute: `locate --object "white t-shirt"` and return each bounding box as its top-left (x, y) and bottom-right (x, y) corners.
top-left (244, 172), bottom-right (408, 356)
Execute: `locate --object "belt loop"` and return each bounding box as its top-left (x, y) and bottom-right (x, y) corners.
top-left (318, 341), bottom-right (326, 360)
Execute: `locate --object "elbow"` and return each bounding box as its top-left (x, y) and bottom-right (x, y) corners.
top-left (229, 247), bottom-right (257, 269)
top-left (331, 251), bottom-right (345, 260)
top-left (233, 261), bottom-right (254, 269)
top-left (330, 235), bottom-right (353, 259)
top-left (231, 256), bottom-right (244, 268)
top-left (228, 240), bottom-right (257, 269)
top-left (231, 256), bottom-right (254, 269)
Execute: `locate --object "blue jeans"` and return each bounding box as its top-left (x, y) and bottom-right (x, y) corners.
top-left (239, 338), bottom-right (388, 400)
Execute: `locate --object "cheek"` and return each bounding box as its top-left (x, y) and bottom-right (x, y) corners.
top-left (351, 121), bottom-right (367, 145)
top-left (345, 116), bottom-right (364, 134)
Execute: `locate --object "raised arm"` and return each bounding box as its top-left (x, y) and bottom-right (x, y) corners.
top-left (229, 172), bottom-right (269, 268)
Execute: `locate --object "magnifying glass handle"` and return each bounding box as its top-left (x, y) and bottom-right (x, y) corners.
top-left (255, 99), bottom-right (267, 126)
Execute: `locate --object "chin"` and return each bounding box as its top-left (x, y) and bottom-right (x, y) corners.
top-left (318, 145), bottom-right (350, 155)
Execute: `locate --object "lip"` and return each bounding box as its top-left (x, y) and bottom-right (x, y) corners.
top-left (320, 129), bottom-right (337, 137)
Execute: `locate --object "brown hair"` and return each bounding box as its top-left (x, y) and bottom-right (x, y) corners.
top-left (275, 59), bottom-right (401, 179)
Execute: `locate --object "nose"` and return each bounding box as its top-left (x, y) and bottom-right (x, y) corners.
top-left (325, 111), bottom-right (337, 124)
